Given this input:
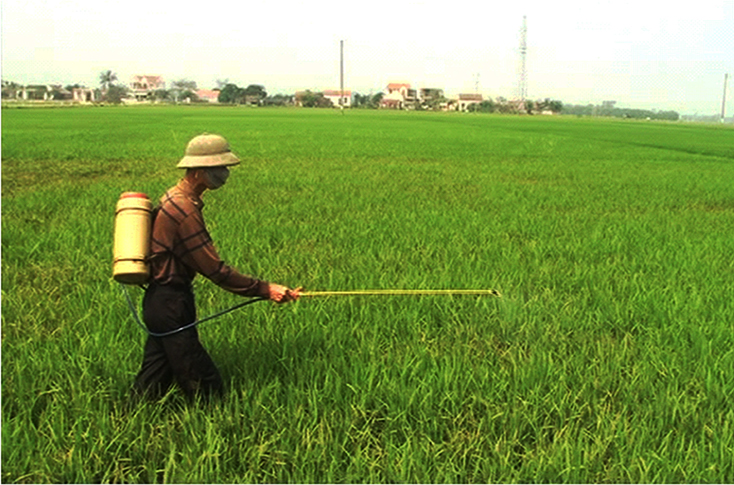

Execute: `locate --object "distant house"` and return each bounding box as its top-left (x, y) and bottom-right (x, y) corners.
top-left (322, 89), bottom-right (352, 108)
top-left (18, 85), bottom-right (50, 100)
top-left (72, 87), bottom-right (98, 103)
top-left (457, 93), bottom-right (482, 112)
top-left (129, 75), bottom-right (165, 101)
top-left (381, 90), bottom-right (405, 110)
top-left (387, 83), bottom-right (409, 92)
top-left (386, 83), bottom-right (418, 105)
top-left (1, 83), bottom-right (98, 103)
top-left (195, 89), bottom-right (220, 103)
top-left (8, 84), bottom-right (75, 101)
top-left (50, 85), bottom-right (73, 100)
top-left (419, 88), bottom-right (444, 106)
top-left (383, 83), bottom-right (450, 109)
top-left (295, 90), bottom-right (333, 107)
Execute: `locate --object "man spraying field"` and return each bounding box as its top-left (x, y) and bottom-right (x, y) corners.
top-left (132, 133), bottom-right (300, 400)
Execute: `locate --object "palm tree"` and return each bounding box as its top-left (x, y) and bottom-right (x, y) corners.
top-left (99, 70), bottom-right (118, 92)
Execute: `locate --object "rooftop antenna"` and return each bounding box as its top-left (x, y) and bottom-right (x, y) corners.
top-left (519, 15), bottom-right (528, 103)
top-left (722, 73), bottom-right (729, 123)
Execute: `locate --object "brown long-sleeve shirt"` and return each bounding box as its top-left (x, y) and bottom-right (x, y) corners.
top-left (148, 179), bottom-right (270, 298)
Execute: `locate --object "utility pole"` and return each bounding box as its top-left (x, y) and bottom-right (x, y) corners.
top-left (340, 40), bottom-right (345, 109)
top-left (722, 73), bottom-right (729, 123)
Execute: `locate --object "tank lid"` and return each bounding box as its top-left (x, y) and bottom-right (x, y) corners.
top-left (120, 192), bottom-right (149, 199)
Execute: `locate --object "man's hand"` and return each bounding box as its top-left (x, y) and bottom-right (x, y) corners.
top-left (268, 284), bottom-right (302, 303)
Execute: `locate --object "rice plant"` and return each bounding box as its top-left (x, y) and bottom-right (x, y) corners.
top-left (2, 106), bottom-right (733, 482)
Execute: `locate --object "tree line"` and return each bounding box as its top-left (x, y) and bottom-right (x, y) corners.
top-left (1, 70), bottom-right (681, 119)
top-left (464, 97), bottom-right (564, 114)
top-left (561, 102), bottom-right (680, 121)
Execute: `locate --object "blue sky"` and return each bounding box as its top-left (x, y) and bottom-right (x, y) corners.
top-left (2, 0), bottom-right (732, 114)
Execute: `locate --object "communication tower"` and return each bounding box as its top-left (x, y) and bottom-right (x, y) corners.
top-left (722, 73), bottom-right (729, 123)
top-left (518, 16), bottom-right (528, 102)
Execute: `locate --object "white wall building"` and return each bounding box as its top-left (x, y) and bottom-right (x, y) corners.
top-left (129, 75), bottom-right (165, 101)
top-left (322, 89), bottom-right (352, 107)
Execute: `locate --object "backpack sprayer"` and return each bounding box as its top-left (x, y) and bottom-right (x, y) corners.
top-left (113, 191), bottom-right (501, 338)
top-left (113, 192), bottom-right (152, 285)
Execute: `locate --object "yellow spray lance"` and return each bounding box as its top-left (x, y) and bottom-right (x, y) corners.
top-left (299, 289), bottom-right (501, 298)
top-left (114, 191), bottom-right (502, 336)
top-left (121, 286), bottom-right (501, 338)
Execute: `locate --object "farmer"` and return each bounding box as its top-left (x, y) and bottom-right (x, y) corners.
top-left (132, 133), bottom-right (299, 400)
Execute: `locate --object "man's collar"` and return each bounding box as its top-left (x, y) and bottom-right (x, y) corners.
top-left (176, 178), bottom-right (205, 210)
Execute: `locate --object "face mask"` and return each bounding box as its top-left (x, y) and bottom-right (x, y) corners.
top-left (203, 167), bottom-right (230, 189)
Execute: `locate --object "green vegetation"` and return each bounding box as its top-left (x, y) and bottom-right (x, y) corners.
top-left (2, 106), bottom-right (733, 482)
top-left (562, 102), bottom-right (680, 121)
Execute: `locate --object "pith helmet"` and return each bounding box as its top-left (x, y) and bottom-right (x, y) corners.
top-left (177, 134), bottom-right (240, 168)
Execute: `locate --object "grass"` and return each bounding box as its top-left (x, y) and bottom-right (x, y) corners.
top-left (2, 106), bottom-right (734, 482)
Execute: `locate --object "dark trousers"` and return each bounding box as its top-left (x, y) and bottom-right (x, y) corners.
top-left (132, 283), bottom-right (223, 400)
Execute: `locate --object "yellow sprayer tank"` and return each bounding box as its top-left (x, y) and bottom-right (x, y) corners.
top-left (113, 192), bottom-right (152, 285)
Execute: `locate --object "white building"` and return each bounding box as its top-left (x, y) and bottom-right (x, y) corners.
top-left (195, 89), bottom-right (220, 103)
top-left (457, 93), bottom-right (483, 112)
top-left (322, 89), bottom-right (352, 107)
top-left (129, 75), bottom-right (165, 101)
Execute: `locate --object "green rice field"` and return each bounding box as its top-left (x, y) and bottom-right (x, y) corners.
top-left (2, 105), bottom-right (733, 482)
